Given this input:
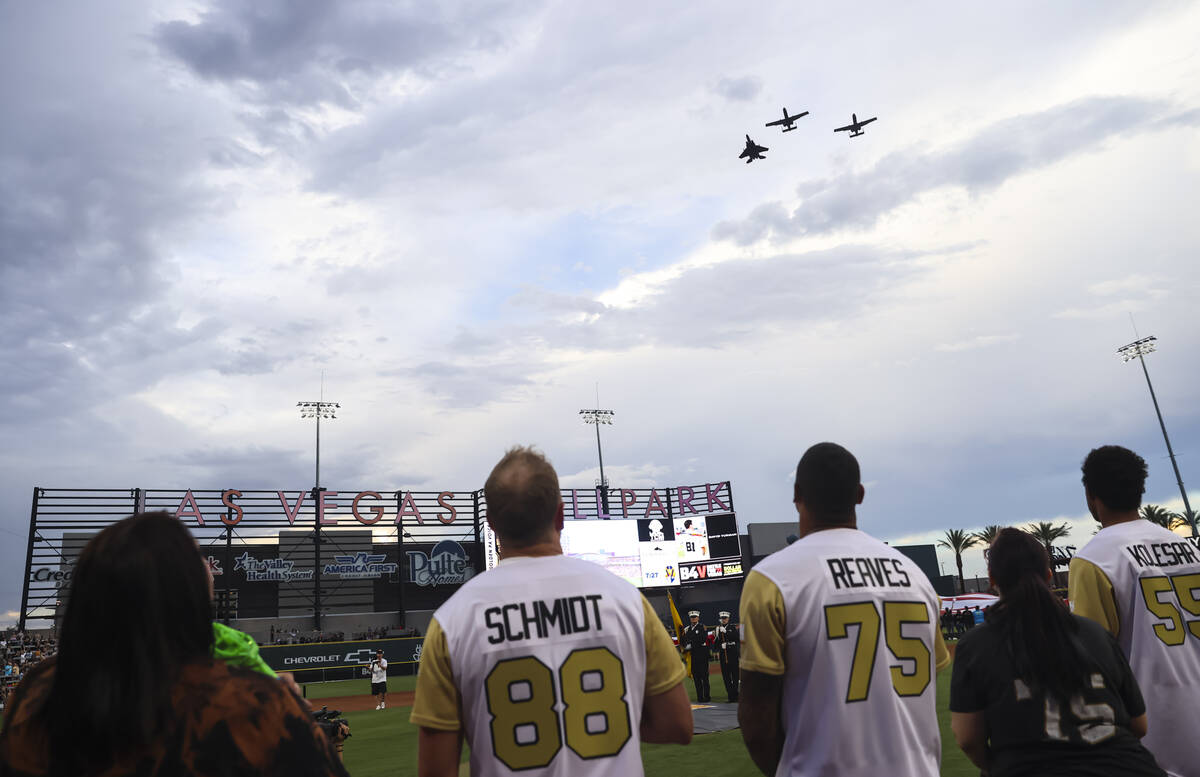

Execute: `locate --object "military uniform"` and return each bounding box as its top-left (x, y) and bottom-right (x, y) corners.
top-left (713, 611), bottom-right (739, 702)
top-left (681, 611), bottom-right (711, 703)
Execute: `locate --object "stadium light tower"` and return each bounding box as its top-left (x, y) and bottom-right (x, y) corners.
top-left (579, 408), bottom-right (614, 490)
top-left (298, 382), bottom-right (339, 630)
top-left (1117, 335), bottom-right (1195, 537)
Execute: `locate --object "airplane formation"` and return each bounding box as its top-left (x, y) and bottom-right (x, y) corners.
top-left (739, 106), bottom-right (878, 164)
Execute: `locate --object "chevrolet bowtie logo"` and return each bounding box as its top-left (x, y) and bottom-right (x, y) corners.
top-left (344, 649), bottom-right (375, 664)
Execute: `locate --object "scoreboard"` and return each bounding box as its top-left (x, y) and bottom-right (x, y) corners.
top-left (484, 513), bottom-right (743, 588)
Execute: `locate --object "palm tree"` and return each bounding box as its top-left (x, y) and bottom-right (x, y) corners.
top-left (938, 529), bottom-right (980, 594)
top-left (1140, 504), bottom-right (1184, 531)
top-left (1025, 521), bottom-right (1072, 587)
top-left (1179, 509), bottom-right (1200, 537)
top-left (970, 525), bottom-right (1005, 595)
top-left (973, 525), bottom-right (1005, 547)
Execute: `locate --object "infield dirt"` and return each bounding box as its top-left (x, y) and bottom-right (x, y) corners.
top-left (312, 690), bottom-right (416, 712)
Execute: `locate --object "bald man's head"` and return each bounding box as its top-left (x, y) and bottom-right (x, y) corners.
top-left (484, 446), bottom-right (561, 546)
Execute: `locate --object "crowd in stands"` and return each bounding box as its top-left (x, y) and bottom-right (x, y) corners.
top-left (266, 627), bottom-right (347, 645)
top-left (1, 632), bottom-right (57, 709)
top-left (262, 624), bottom-right (419, 645)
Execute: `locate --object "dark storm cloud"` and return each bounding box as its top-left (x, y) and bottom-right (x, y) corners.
top-left (711, 74), bottom-right (763, 102)
top-left (154, 0), bottom-right (533, 108)
top-left (0, 92), bottom-right (220, 425)
top-left (713, 96), bottom-right (1200, 245)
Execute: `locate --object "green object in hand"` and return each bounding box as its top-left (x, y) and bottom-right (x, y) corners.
top-left (212, 622), bottom-right (277, 677)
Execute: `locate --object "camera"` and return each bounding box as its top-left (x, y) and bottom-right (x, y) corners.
top-left (312, 705), bottom-right (351, 741)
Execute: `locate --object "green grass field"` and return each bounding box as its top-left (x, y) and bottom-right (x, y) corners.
top-left (310, 666), bottom-right (978, 777)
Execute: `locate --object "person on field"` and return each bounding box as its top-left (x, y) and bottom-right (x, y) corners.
top-left (1069, 445), bottom-right (1200, 777)
top-left (371, 648), bottom-right (388, 709)
top-left (739, 443), bottom-right (950, 776)
top-left (0, 512), bottom-right (347, 777)
top-left (951, 528), bottom-right (1164, 777)
top-left (681, 611), bottom-right (712, 703)
top-left (411, 446), bottom-right (692, 777)
top-left (714, 611), bottom-right (740, 703)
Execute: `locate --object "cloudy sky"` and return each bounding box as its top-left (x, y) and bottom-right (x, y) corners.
top-left (3, 1), bottom-right (1199, 621)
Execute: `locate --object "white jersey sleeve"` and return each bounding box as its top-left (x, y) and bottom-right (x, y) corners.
top-left (1071, 522), bottom-right (1200, 777)
top-left (742, 528), bottom-right (949, 777)
top-left (412, 554), bottom-right (681, 777)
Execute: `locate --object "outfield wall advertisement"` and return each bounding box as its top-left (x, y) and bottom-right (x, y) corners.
top-left (259, 637), bottom-right (424, 673)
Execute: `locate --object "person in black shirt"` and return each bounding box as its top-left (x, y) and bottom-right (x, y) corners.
top-left (681, 610), bottom-right (711, 703)
top-left (950, 528), bottom-right (1164, 777)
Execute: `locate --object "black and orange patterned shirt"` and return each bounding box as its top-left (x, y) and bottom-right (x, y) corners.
top-left (0, 658), bottom-right (349, 777)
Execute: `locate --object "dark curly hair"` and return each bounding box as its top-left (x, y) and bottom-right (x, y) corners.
top-left (1081, 445), bottom-right (1147, 512)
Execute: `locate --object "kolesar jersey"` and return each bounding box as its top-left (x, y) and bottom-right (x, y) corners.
top-left (411, 554), bottom-right (683, 777)
top-left (1070, 521), bottom-right (1200, 777)
top-left (740, 528), bottom-right (951, 777)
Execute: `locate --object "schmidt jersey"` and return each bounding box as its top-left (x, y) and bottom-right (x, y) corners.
top-left (1070, 521), bottom-right (1200, 777)
top-left (411, 554), bottom-right (684, 777)
top-left (740, 528), bottom-right (951, 777)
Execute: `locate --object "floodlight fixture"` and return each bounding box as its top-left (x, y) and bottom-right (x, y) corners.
top-left (1117, 335), bottom-right (1194, 536)
top-left (580, 409), bottom-right (614, 425)
top-left (297, 400), bottom-right (339, 419)
top-left (1117, 335), bottom-right (1156, 363)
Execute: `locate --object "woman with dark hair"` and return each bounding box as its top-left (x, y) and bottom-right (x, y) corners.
top-left (0, 512), bottom-right (348, 777)
top-left (950, 528), bottom-right (1164, 776)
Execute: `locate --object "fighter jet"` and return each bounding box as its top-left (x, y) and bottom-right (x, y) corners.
top-left (739, 134), bottom-right (768, 163)
top-left (765, 107), bottom-right (809, 133)
top-left (834, 113), bottom-right (877, 138)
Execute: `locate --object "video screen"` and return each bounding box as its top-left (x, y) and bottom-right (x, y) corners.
top-left (560, 520), bottom-right (642, 587)
top-left (495, 513), bottom-right (742, 587)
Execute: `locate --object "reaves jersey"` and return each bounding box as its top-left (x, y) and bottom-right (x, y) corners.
top-left (740, 528), bottom-right (950, 777)
top-left (1070, 521), bottom-right (1200, 777)
top-left (411, 554), bottom-right (684, 777)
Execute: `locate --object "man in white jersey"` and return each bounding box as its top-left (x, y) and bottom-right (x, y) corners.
top-left (411, 446), bottom-right (692, 777)
top-left (1069, 445), bottom-right (1200, 777)
top-left (738, 442), bottom-right (950, 777)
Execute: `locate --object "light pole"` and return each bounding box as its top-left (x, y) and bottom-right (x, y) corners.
top-left (298, 393), bottom-right (339, 629)
top-left (580, 408), bottom-right (614, 513)
top-left (1117, 335), bottom-right (1195, 537)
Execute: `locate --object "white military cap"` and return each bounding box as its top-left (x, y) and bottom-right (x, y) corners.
top-left (688, 610), bottom-right (699, 617)
top-left (719, 611), bottom-right (730, 618)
